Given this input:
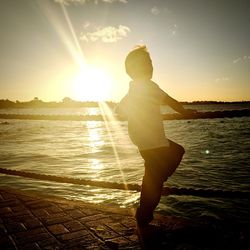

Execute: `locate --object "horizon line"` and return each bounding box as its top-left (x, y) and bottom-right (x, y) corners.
top-left (0, 98), bottom-right (250, 104)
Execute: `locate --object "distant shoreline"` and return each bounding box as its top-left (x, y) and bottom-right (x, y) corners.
top-left (0, 98), bottom-right (249, 109)
top-left (181, 101), bottom-right (250, 105)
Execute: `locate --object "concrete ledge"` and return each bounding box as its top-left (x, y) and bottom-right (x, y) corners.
top-left (0, 187), bottom-right (249, 249)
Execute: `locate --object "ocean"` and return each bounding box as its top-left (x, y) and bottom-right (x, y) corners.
top-left (0, 103), bottom-right (249, 225)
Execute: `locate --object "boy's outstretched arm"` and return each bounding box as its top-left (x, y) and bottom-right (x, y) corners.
top-left (115, 94), bottom-right (129, 118)
top-left (163, 94), bottom-right (196, 115)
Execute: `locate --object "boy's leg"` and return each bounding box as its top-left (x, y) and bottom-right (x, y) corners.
top-left (136, 168), bottom-right (164, 226)
top-left (136, 144), bottom-right (185, 226)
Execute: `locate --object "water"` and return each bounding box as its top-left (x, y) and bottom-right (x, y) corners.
top-left (1, 102), bottom-right (250, 116)
top-left (0, 104), bottom-right (249, 224)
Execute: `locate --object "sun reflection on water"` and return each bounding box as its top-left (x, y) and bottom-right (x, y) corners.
top-left (86, 121), bottom-right (105, 151)
top-left (89, 158), bottom-right (103, 170)
top-left (85, 121), bottom-right (105, 178)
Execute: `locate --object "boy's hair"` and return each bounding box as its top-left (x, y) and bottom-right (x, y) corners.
top-left (125, 45), bottom-right (153, 80)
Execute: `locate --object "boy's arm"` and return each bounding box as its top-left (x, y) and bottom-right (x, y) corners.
top-left (163, 94), bottom-right (196, 115)
top-left (115, 94), bottom-right (129, 117)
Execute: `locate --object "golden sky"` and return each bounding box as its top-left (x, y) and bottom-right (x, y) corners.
top-left (0, 0), bottom-right (249, 102)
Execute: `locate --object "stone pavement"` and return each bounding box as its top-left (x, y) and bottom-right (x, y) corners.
top-left (0, 187), bottom-right (249, 250)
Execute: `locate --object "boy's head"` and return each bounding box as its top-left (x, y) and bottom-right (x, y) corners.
top-left (125, 45), bottom-right (153, 80)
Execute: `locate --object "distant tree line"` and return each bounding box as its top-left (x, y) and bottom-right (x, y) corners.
top-left (0, 98), bottom-right (249, 109)
top-left (0, 97), bottom-right (116, 109)
top-left (181, 100), bottom-right (250, 105)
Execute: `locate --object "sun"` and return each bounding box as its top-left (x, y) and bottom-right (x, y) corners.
top-left (72, 65), bottom-right (113, 101)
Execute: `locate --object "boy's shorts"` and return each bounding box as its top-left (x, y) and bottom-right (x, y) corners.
top-left (139, 140), bottom-right (185, 183)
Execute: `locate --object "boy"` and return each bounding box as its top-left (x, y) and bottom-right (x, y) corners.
top-left (116, 45), bottom-right (195, 226)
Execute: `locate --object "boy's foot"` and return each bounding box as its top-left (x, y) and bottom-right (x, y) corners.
top-left (136, 224), bottom-right (166, 249)
top-left (135, 207), bottom-right (153, 227)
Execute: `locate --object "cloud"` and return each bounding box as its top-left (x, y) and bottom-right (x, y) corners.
top-left (54, 0), bottom-right (127, 5)
top-left (151, 6), bottom-right (160, 15)
top-left (233, 55), bottom-right (250, 64)
top-left (169, 24), bottom-right (178, 37)
top-left (151, 6), bottom-right (173, 16)
top-left (80, 25), bottom-right (131, 43)
top-left (215, 77), bottom-right (229, 83)
top-left (54, 0), bottom-right (86, 4)
top-left (83, 21), bottom-right (91, 29)
top-left (103, 0), bottom-right (128, 3)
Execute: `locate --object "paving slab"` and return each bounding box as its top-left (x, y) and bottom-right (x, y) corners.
top-left (0, 187), bottom-right (249, 249)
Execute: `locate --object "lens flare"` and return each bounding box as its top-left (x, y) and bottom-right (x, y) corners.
top-left (38, 0), bottom-right (85, 69)
top-left (98, 101), bottom-right (132, 191)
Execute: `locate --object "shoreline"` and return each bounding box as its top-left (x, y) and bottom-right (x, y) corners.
top-left (0, 108), bottom-right (249, 121)
top-left (0, 100), bottom-right (249, 110)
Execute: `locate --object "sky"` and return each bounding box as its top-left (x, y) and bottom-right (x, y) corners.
top-left (0, 0), bottom-right (249, 102)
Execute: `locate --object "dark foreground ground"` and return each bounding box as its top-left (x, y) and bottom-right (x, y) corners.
top-left (0, 187), bottom-right (249, 249)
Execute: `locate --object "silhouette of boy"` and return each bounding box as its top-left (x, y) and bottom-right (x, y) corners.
top-left (116, 45), bottom-right (195, 226)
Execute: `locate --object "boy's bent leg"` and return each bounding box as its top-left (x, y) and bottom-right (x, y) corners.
top-left (136, 143), bottom-right (185, 226)
top-left (136, 170), bottom-right (164, 226)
